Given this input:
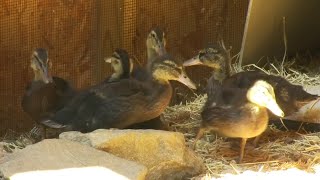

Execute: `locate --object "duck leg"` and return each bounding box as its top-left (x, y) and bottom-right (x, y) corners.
top-left (238, 138), bottom-right (247, 163)
top-left (192, 128), bottom-right (205, 149)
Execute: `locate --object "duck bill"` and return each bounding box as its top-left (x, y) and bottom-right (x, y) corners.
top-left (183, 56), bottom-right (203, 67)
top-left (177, 72), bottom-right (197, 90)
top-left (104, 57), bottom-right (113, 63)
top-left (41, 68), bottom-right (53, 84)
top-left (265, 100), bottom-right (285, 117)
top-left (156, 45), bottom-right (166, 56)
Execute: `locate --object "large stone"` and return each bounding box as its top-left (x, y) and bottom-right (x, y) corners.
top-left (0, 139), bottom-right (147, 180)
top-left (60, 129), bottom-right (205, 180)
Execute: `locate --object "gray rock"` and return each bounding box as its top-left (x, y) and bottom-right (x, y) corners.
top-left (60, 129), bottom-right (205, 180)
top-left (0, 139), bottom-right (147, 180)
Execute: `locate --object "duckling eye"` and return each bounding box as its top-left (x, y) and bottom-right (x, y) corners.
top-left (113, 60), bottom-right (120, 65)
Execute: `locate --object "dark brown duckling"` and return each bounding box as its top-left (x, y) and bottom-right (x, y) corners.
top-left (128, 27), bottom-right (170, 130)
top-left (131, 27), bottom-right (167, 82)
top-left (41, 52), bottom-right (196, 133)
top-left (195, 79), bottom-right (284, 163)
top-left (22, 48), bottom-right (76, 138)
top-left (183, 44), bottom-right (319, 119)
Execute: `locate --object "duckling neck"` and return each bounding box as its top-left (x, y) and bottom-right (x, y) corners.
top-left (148, 78), bottom-right (173, 111)
top-left (213, 70), bottom-right (226, 83)
top-left (147, 48), bottom-right (160, 69)
top-left (206, 76), bottom-right (223, 105)
top-left (147, 48), bottom-right (157, 61)
top-left (33, 70), bottom-right (44, 82)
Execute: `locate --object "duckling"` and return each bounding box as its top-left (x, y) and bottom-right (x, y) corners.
top-left (41, 52), bottom-right (196, 133)
top-left (21, 48), bottom-right (75, 138)
top-left (183, 44), bottom-right (319, 118)
top-left (195, 79), bottom-right (284, 163)
top-left (103, 48), bottom-right (169, 130)
top-left (131, 27), bottom-right (167, 82)
top-left (103, 48), bottom-right (133, 83)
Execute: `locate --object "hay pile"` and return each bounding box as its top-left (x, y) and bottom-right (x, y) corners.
top-left (163, 55), bottom-right (320, 179)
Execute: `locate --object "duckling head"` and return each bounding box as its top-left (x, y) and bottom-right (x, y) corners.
top-left (183, 43), bottom-right (227, 69)
top-left (30, 48), bottom-right (53, 83)
top-left (105, 49), bottom-right (133, 82)
top-left (247, 80), bottom-right (285, 117)
top-left (151, 54), bottom-right (196, 90)
top-left (146, 27), bottom-right (166, 57)
top-left (183, 44), bottom-right (228, 82)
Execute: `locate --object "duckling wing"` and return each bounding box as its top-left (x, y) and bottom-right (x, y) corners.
top-left (201, 106), bottom-right (242, 125)
top-left (22, 82), bottom-right (59, 122)
top-left (70, 94), bottom-right (136, 132)
top-left (90, 78), bottom-right (149, 98)
top-left (222, 71), bottom-right (267, 88)
top-left (45, 79), bottom-right (150, 132)
top-left (52, 76), bottom-right (77, 110)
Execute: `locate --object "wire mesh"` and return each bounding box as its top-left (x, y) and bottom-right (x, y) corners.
top-left (0, 0), bottom-right (98, 135)
top-left (0, 0), bottom-right (249, 135)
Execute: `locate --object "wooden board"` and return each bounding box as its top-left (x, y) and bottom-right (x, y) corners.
top-left (240, 0), bottom-right (320, 65)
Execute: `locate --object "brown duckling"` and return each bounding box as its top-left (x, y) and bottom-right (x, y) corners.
top-left (183, 44), bottom-right (319, 119)
top-left (131, 27), bottom-right (167, 82)
top-left (104, 48), bottom-right (169, 130)
top-left (41, 51), bottom-right (196, 133)
top-left (196, 79), bottom-right (284, 163)
top-left (22, 48), bottom-right (76, 138)
top-left (128, 27), bottom-right (170, 130)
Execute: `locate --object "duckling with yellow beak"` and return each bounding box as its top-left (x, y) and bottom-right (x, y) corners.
top-left (195, 80), bottom-right (284, 163)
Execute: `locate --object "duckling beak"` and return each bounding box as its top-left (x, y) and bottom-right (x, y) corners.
top-left (40, 66), bottom-right (53, 84)
top-left (247, 80), bottom-right (284, 117)
top-left (44, 70), bottom-right (53, 83)
top-left (177, 71), bottom-right (197, 90)
top-left (183, 56), bottom-right (203, 67)
top-left (265, 99), bottom-right (285, 117)
top-left (104, 57), bottom-right (112, 63)
top-left (156, 45), bottom-right (166, 56)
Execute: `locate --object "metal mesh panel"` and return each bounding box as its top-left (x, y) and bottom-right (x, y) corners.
top-left (0, 1), bottom-right (98, 135)
top-left (0, 0), bottom-right (249, 135)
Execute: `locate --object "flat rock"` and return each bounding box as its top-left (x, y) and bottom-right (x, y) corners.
top-left (60, 129), bottom-right (205, 180)
top-left (0, 139), bottom-right (147, 180)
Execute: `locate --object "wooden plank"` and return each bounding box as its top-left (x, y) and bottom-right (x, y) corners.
top-left (240, 0), bottom-right (320, 65)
